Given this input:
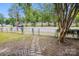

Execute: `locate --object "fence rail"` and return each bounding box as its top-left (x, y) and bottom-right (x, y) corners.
top-left (1, 27), bottom-right (79, 37)
top-left (0, 27), bottom-right (58, 36)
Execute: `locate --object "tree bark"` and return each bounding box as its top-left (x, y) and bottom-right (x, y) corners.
top-left (55, 4), bottom-right (79, 43)
top-left (58, 27), bottom-right (67, 43)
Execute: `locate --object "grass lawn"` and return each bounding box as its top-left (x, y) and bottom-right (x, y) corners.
top-left (0, 32), bottom-right (32, 56)
top-left (0, 32), bottom-right (25, 43)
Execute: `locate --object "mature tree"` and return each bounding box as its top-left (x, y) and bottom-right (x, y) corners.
top-left (54, 3), bottom-right (79, 43)
top-left (8, 4), bottom-right (20, 22)
top-left (8, 3), bottom-right (21, 31)
top-left (43, 4), bottom-right (53, 26)
top-left (38, 4), bottom-right (45, 26)
top-left (38, 3), bottom-right (56, 27)
top-left (18, 3), bottom-right (32, 26)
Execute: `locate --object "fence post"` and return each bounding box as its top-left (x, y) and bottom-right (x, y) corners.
top-left (32, 28), bottom-right (34, 36)
top-left (21, 25), bottom-right (24, 34)
top-left (38, 28), bottom-right (40, 36)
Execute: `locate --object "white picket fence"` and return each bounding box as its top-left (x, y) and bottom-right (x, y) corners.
top-left (0, 27), bottom-right (58, 36)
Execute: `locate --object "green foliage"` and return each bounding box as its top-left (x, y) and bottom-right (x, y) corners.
top-left (0, 32), bottom-right (24, 43)
top-left (5, 18), bottom-right (16, 26)
top-left (0, 3), bottom-right (58, 27)
top-left (0, 13), bottom-right (4, 24)
top-left (76, 13), bottom-right (79, 22)
top-left (18, 3), bottom-right (32, 23)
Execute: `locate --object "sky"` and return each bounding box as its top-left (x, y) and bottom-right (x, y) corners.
top-left (0, 3), bottom-right (40, 18)
top-left (0, 3), bottom-right (13, 18)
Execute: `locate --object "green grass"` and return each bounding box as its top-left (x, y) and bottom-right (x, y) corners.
top-left (0, 32), bottom-right (25, 43)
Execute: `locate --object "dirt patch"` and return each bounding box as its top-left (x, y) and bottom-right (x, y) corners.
top-left (39, 36), bottom-right (79, 56)
top-left (0, 35), bottom-right (79, 56)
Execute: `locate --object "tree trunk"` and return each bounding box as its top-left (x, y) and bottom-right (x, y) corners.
top-left (48, 22), bottom-right (50, 26)
top-left (25, 22), bottom-right (28, 27)
top-left (16, 21), bottom-right (19, 31)
top-left (58, 29), bottom-right (67, 43)
top-left (53, 22), bottom-right (56, 27)
top-left (33, 23), bottom-right (36, 27)
top-left (41, 22), bottom-right (43, 27)
top-left (55, 3), bottom-right (79, 43)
